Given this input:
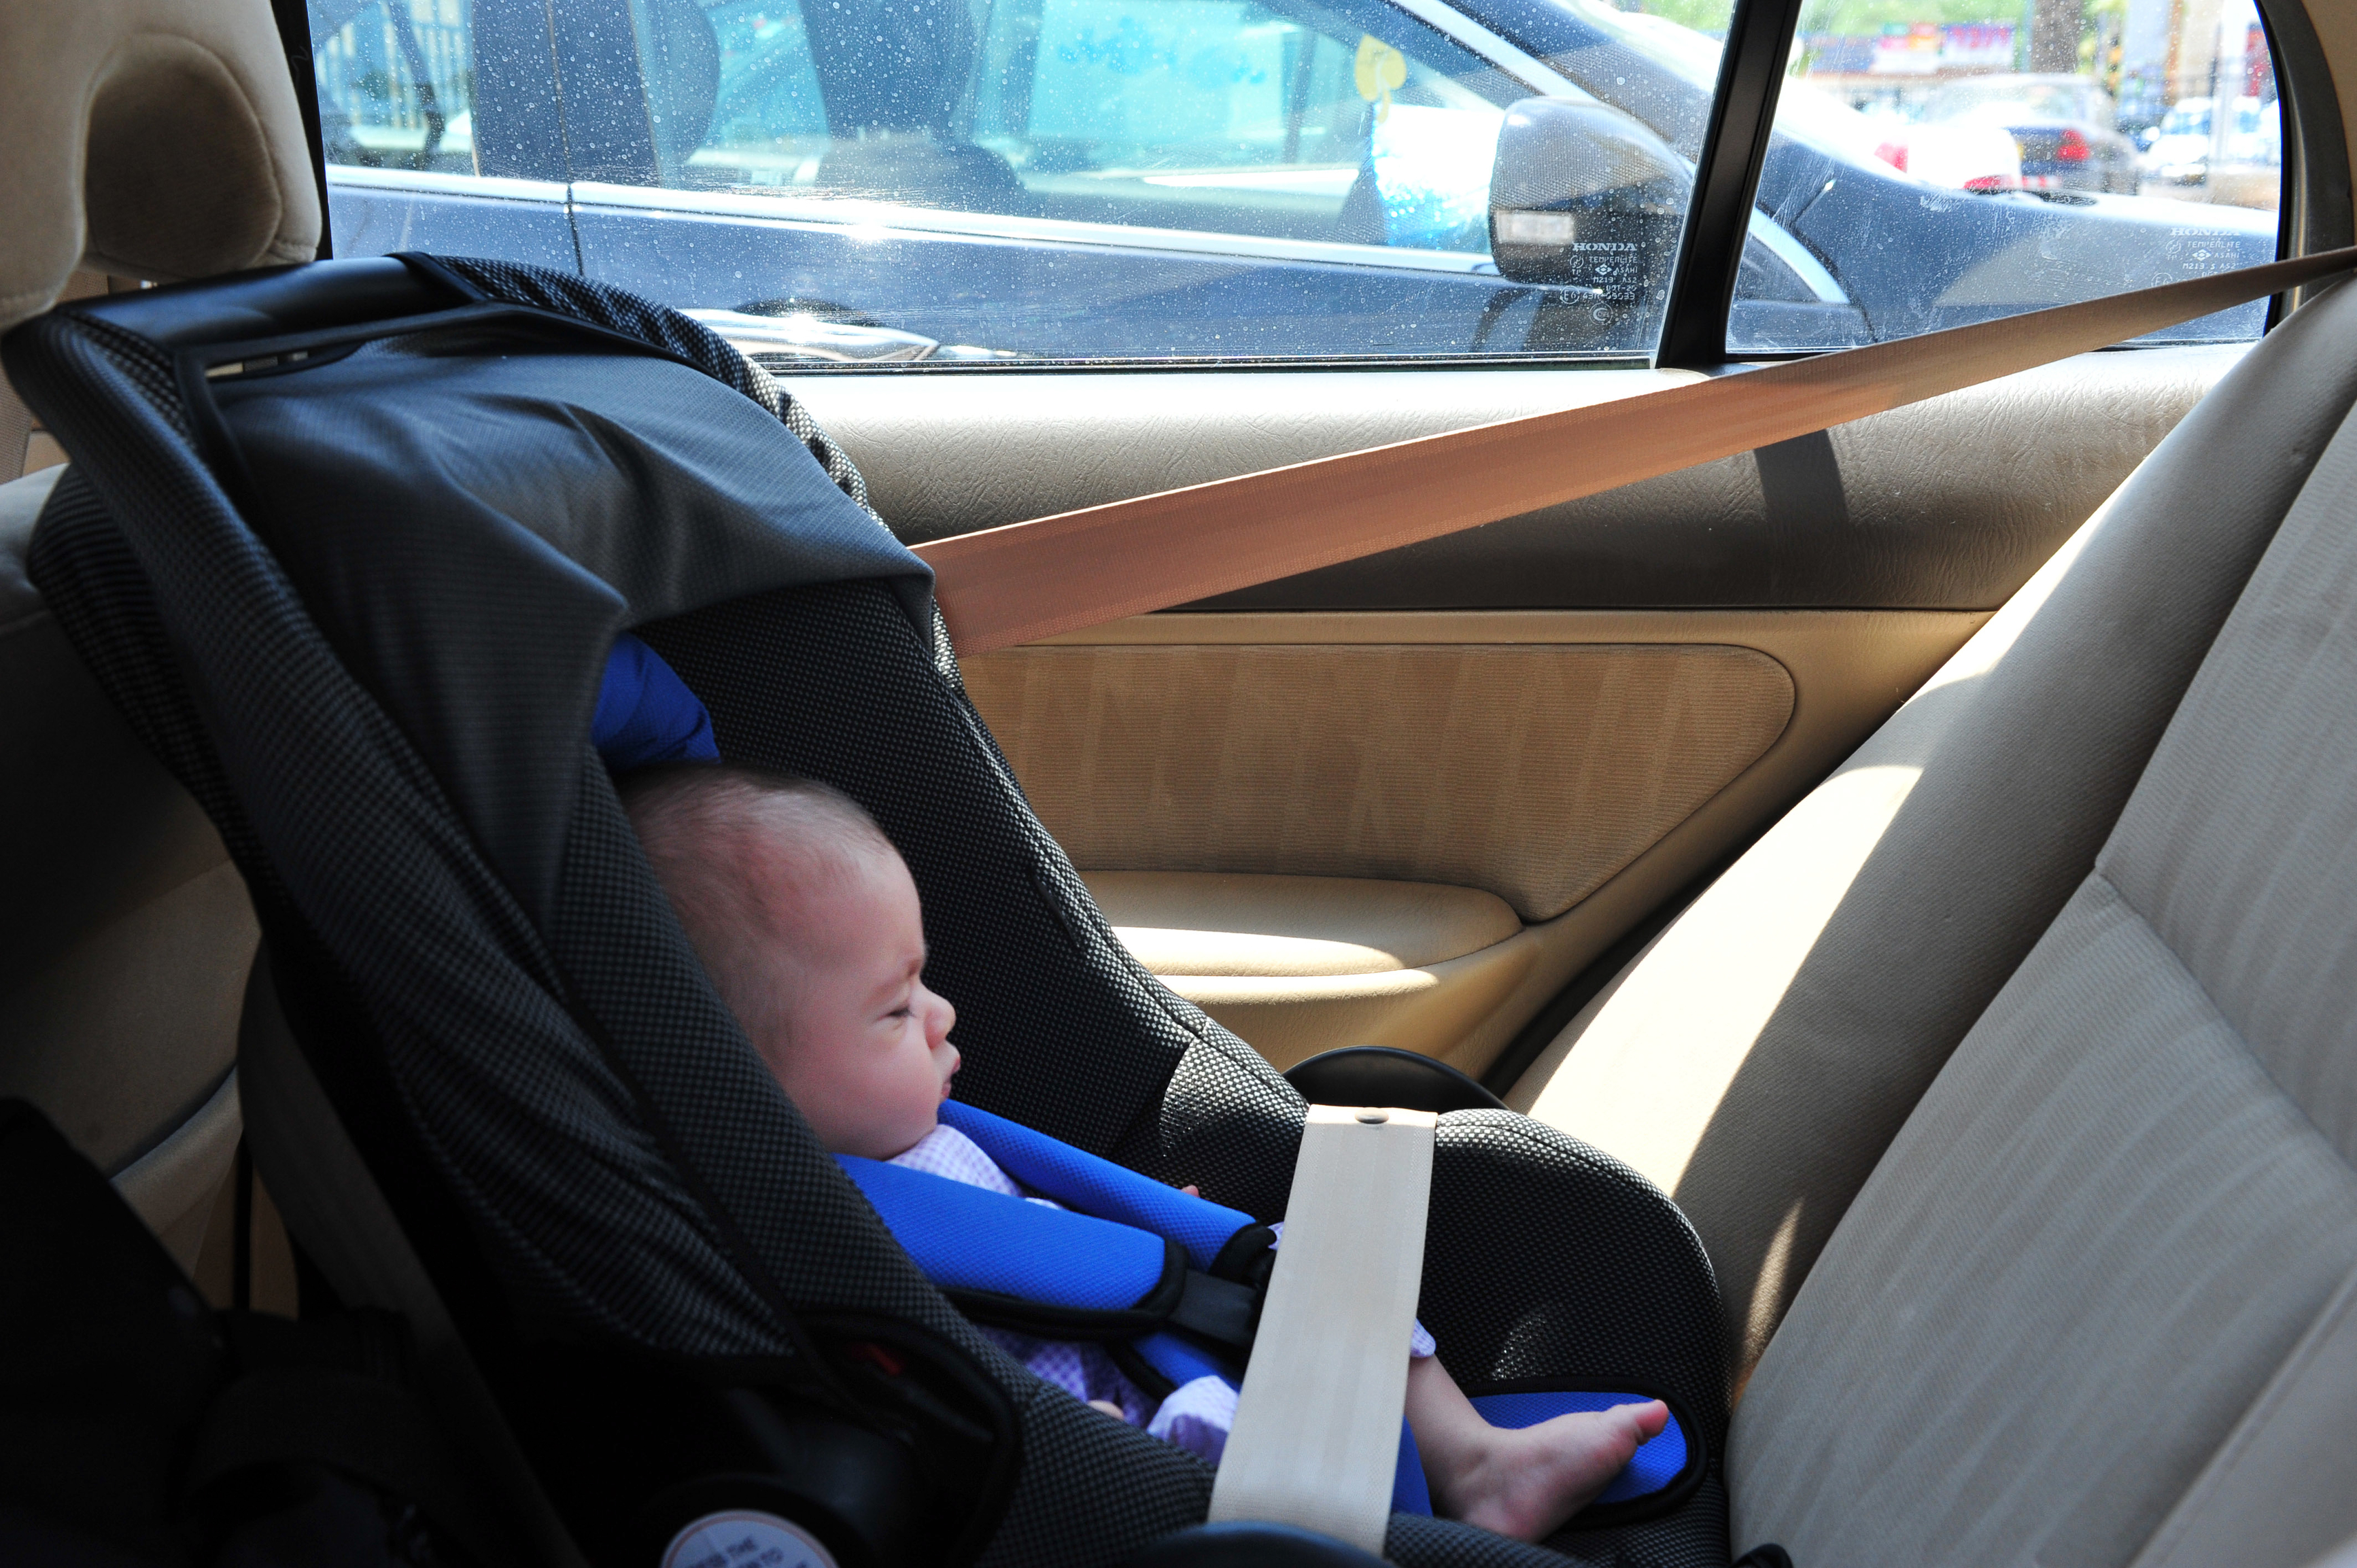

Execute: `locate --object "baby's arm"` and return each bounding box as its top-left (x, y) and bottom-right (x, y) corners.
top-left (1404, 1356), bottom-right (1666, 1543)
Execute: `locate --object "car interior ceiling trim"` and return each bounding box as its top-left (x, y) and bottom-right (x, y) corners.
top-left (915, 245), bottom-right (2357, 657)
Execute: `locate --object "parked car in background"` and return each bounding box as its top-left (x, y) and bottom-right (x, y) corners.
top-left (1865, 115), bottom-right (2023, 191)
top-left (2144, 97), bottom-right (2220, 184)
top-left (2146, 95), bottom-right (2284, 198)
top-left (1921, 73), bottom-right (2140, 194)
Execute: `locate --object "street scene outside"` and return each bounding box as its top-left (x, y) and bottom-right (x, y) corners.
top-left (1754, 0), bottom-right (2280, 212)
top-left (303, 0), bottom-right (2284, 360)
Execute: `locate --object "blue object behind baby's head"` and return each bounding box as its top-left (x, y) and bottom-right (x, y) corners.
top-left (595, 633), bottom-right (719, 771)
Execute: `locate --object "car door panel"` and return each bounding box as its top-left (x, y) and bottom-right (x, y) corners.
top-left (785, 364), bottom-right (1693, 536)
top-left (967, 638), bottom-right (1795, 924)
top-left (787, 344), bottom-right (2241, 603)
top-left (788, 346), bottom-right (2237, 1071)
top-left (1194, 345), bottom-right (2248, 608)
top-left (957, 608), bottom-right (1982, 1072)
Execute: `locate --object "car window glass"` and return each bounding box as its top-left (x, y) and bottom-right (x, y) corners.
top-left (310, 0), bottom-right (477, 173)
top-left (1740, 0), bottom-right (2282, 352)
top-left (579, 0), bottom-right (1734, 362)
top-left (309, 0), bottom-right (582, 270)
top-left (961, 0), bottom-right (1512, 251)
top-left (697, 1), bottom-right (828, 183)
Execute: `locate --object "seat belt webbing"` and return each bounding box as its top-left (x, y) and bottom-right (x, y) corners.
top-left (1208, 1104), bottom-right (1439, 1554)
top-left (919, 245), bottom-right (2357, 655)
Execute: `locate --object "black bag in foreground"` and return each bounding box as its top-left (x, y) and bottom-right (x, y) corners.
top-left (0, 1097), bottom-right (491, 1568)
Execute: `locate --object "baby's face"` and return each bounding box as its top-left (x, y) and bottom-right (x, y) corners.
top-left (760, 844), bottom-right (960, 1160)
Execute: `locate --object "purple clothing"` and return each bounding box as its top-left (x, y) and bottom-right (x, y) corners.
top-left (885, 1122), bottom-right (1434, 1464)
top-left (889, 1125), bottom-right (1163, 1426)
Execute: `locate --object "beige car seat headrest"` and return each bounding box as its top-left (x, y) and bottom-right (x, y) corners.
top-left (1, 0), bottom-right (321, 335)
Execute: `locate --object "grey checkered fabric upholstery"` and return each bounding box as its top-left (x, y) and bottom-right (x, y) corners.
top-left (5, 256), bottom-right (1725, 1568)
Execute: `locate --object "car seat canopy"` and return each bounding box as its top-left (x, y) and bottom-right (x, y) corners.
top-left (13, 255), bottom-right (959, 1363)
top-left (207, 286), bottom-right (933, 924)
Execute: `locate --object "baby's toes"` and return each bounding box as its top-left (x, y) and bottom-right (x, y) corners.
top-left (1613, 1399), bottom-right (1670, 1446)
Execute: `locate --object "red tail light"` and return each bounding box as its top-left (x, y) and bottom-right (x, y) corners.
top-left (2057, 127), bottom-right (2091, 162)
top-left (1875, 139), bottom-right (1908, 172)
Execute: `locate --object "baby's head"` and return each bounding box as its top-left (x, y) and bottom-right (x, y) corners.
top-left (621, 764), bottom-right (957, 1160)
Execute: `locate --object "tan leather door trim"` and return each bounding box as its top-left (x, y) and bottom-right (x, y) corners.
top-left (918, 247), bottom-right (2357, 654)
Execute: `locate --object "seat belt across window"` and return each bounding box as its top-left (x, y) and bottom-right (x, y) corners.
top-left (918, 247), bottom-right (2357, 654)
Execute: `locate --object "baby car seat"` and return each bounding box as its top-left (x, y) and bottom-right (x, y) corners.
top-left (4, 255), bottom-right (1727, 1568)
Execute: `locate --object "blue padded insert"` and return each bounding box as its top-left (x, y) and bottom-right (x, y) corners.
top-left (1468, 1392), bottom-right (1689, 1505)
top-left (594, 631), bottom-right (719, 770)
top-left (942, 1100), bottom-right (1258, 1272)
top-left (836, 1154), bottom-right (1169, 1309)
top-left (1393, 1420), bottom-right (1432, 1516)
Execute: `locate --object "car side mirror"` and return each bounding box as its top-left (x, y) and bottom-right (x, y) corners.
top-left (1487, 98), bottom-right (1689, 306)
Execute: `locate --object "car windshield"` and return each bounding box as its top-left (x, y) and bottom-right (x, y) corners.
top-left (1923, 81), bottom-right (2087, 122)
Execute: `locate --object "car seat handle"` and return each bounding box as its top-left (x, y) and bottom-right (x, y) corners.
top-left (1208, 1104), bottom-right (1439, 1554)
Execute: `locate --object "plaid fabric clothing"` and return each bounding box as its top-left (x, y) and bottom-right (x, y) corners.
top-left (891, 1121), bottom-right (1035, 1198)
top-left (888, 1123), bottom-right (1163, 1428)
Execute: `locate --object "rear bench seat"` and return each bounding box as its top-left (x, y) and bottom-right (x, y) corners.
top-left (0, 463), bottom-right (258, 1274)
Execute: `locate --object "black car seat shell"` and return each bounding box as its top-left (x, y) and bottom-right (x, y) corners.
top-left (4, 254), bottom-right (1731, 1568)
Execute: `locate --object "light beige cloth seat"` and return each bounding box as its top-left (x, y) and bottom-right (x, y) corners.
top-left (1718, 309), bottom-right (2357, 1563)
top-left (0, 0), bottom-right (312, 1265)
top-left (1514, 275), bottom-right (2357, 1391)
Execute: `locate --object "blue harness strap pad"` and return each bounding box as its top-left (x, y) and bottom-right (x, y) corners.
top-left (1130, 1331), bottom-right (1233, 1393)
top-left (941, 1100), bottom-right (1258, 1271)
top-left (836, 1155), bottom-right (1171, 1311)
top-left (1468, 1391), bottom-right (1691, 1508)
top-left (593, 631), bottom-right (719, 770)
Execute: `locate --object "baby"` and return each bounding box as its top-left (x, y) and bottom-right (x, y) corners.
top-left (622, 762), bottom-right (1667, 1544)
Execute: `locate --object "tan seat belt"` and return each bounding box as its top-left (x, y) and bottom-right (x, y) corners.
top-left (917, 246), bottom-right (2357, 655)
top-left (1208, 1104), bottom-right (1440, 1554)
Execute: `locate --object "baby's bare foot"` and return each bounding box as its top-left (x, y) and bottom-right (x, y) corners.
top-left (1441, 1400), bottom-right (1669, 1543)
